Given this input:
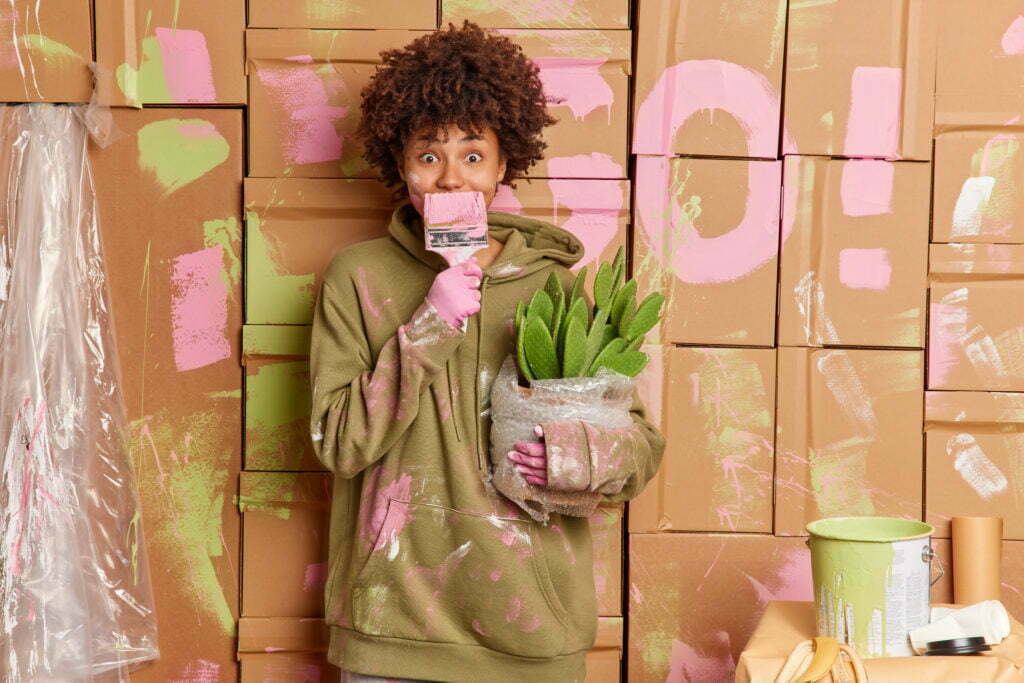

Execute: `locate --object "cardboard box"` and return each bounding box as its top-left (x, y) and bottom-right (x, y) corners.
top-left (632, 0), bottom-right (785, 158)
top-left (782, 0), bottom-right (936, 160)
top-left (633, 156), bottom-right (781, 346)
top-left (778, 156), bottom-right (929, 348)
top-left (95, 0), bottom-right (246, 106)
top-left (240, 472), bottom-right (332, 617)
top-left (249, 1), bottom-right (435, 29)
top-left (629, 347), bottom-right (775, 534)
top-left (926, 391), bottom-right (1024, 539)
top-left (243, 325), bottom-right (322, 472)
top-left (0, 0), bottom-right (92, 102)
top-left (91, 108), bottom-right (244, 680)
top-left (246, 29), bottom-right (630, 180)
top-left (589, 504), bottom-right (623, 616)
top-left (929, 244), bottom-right (1024, 391)
top-left (935, 0), bottom-right (1024, 128)
top-left (932, 129), bottom-right (1024, 244)
top-left (775, 347), bottom-right (924, 536)
top-left (244, 177), bottom-right (395, 325)
top-left (236, 615), bottom-right (620, 682)
top-left (628, 534), bottom-right (812, 683)
top-left (443, 0), bottom-right (628, 29)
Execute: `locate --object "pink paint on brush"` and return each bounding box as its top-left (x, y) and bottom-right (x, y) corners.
top-left (838, 248), bottom-right (892, 290)
top-left (423, 191), bottom-right (489, 266)
top-left (634, 59), bottom-right (783, 158)
top-left (169, 246), bottom-right (231, 372)
top-left (840, 160), bottom-right (894, 216)
top-left (303, 561), bottom-right (327, 592)
top-left (154, 28), bottom-right (217, 103)
top-left (843, 66), bottom-right (903, 158)
top-left (532, 57), bottom-right (613, 122)
top-left (547, 153), bottom-right (623, 179)
top-left (256, 66), bottom-right (347, 165)
top-left (548, 179), bottom-right (624, 271)
top-left (1002, 16), bottom-right (1024, 55)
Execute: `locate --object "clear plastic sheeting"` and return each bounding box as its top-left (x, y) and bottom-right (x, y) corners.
top-left (0, 104), bottom-right (159, 680)
top-left (487, 355), bottom-right (635, 523)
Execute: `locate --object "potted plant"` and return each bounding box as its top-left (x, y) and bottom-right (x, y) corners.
top-left (486, 247), bottom-right (664, 523)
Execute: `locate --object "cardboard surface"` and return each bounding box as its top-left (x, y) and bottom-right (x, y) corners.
top-left (926, 391), bottom-right (1024, 539)
top-left (933, 129), bottom-right (1024, 244)
top-left (929, 244), bottom-right (1024, 391)
top-left (589, 504), bottom-right (623, 616)
top-left (628, 534), bottom-right (812, 683)
top-left (630, 347), bottom-right (775, 534)
top-left (91, 108), bottom-right (244, 681)
top-left (775, 347), bottom-right (925, 536)
top-left (240, 653), bottom-right (341, 683)
top-left (242, 325), bottom-right (321, 472)
top-left (736, 601), bottom-right (1024, 682)
top-left (0, 0), bottom-right (92, 102)
top-left (633, 156), bottom-right (781, 346)
top-left (249, 1), bottom-right (436, 29)
top-left (95, 0), bottom-right (246, 106)
top-left (240, 472), bottom-right (332, 618)
top-left (244, 177), bottom-right (395, 325)
top-left (931, 539), bottom-right (1024, 621)
top-left (632, 0), bottom-right (785, 158)
top-left (586, 616), bottom-right (624, 682)
top-left (247, 28), bottom-right (630, 180)
top-left (935, 0), bottom-right (1024, 128)
top-left (443, 0), bottom-right (629, 29)
top-left (778, 156), bottom-right (929, 348)
top-left (783, 0), bottom-right (936, 160)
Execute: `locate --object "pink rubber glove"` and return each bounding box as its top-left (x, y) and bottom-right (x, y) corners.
top-left (508, 425), bottom-right (547, 487)
top-left (425, 258), bottom-right (482, 329)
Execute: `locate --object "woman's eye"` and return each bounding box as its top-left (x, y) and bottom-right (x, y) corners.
top-left (420, 153), bottom-right (438, 163)
top-left (466, 153), bottom-right (482, 163)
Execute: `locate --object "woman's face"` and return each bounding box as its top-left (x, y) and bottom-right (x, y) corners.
top-left (398, 123), bottom-right (508, 214)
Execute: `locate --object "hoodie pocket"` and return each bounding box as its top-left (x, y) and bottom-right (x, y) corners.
top-left (349, 499), bottom-right (571, 658)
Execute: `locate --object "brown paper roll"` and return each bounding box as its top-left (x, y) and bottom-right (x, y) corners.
top-left (952, 516), bottom-right (1003, 604)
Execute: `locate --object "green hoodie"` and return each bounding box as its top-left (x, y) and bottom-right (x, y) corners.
top-left (309, 202), bottom-right (664, 681)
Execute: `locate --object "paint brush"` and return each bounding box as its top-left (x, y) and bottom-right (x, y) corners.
top-left (423, 191), bottom-right (489, 267)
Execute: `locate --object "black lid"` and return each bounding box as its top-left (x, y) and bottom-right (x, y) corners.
top-left (924, 636), bottom-right (991, 656)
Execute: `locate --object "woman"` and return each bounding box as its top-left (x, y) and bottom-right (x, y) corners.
top-left (309, 22), bottom-right (664, 682)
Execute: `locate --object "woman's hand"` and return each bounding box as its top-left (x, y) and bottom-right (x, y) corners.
top-left (507, 425), bottom-right (547, 487)
top-left (425, 257), bottom-right (482, 329)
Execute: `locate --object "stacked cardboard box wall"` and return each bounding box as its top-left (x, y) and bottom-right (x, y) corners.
top-left (7, 0), bottom-right (1024, 680)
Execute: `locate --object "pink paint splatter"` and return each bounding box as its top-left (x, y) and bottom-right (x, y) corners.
top-left (285, 53), bottom-right (314, 63)
top-left (173, 658), bottom-right (221, 683)
top-left (843, 66), bottom-right (903, 158)
top-left (929, 288), bottom-right (968, 388)
top-left (840, 160), bottom-right (894, 216)
top-left (634, 59), bottom-right (785, 157)
top-left (529, 0), bottom-right (581, 21)
top-left (746, 548), bottom-right (813, 604)
top-left (668, 635), bottom-right (734, 683)
top-left (1002, 16), bottom-right (1024, 55)
top-left (256, 66), bottom-right (347, 165)
top-left (838, 248), bottom-right (892, 290)
top-left (169, 246), bottom-right (230, 372)
top-left (303, 561), bottom-right (327, 592)
top-left (359, 469), bottom-right (414, 550)
top-left (548, 179), bottom-right (623, 271)
top-left (533, 58), bottom-right (613, 122)
top-left (489, 184), bottom-right (523, 215)
top-left (154, 28), bottom-right (217, 103)
top-left (547, 153), bottom-right (623, 179)
top-left (489, 568), bottom-right (502, 581)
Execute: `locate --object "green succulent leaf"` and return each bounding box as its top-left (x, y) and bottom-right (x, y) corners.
top-left (516, 325), bottom-right (534, 381)
top-left (561, 318), bottom-right (587, 377)
top-left (625, 292), bottom-right (665, 342)
top-left (583, 307), bottom-right (609, 370)
top-left (600, 323), bottom-right (617, 350)
top-left (569, 266), bottom-right (588, 305)
top-left (551, 288), bottom-right (565, 346)
top-left (609, 279), bottom-right (637, 328)
top-left (514, 301), bottom-right (526, 334)
top-left (625, 336), bottom-right (643, 353)
top-left (587, 338), bottom-right (626, 377)
top-left (593, 263), bottom-right (613, 311)
top-left (527, 290), bottom-right (554, 331)
top-left (524, 316), bottom-right (559, 379)
top-left (605, 350), bottom-right (649, 377)
top-left (610, 246), bottom-right (626, 301)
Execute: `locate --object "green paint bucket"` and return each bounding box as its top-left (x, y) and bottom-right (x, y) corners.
top-left (807, 516), bottom-right (939, 659)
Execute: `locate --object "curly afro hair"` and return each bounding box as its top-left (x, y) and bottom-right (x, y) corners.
top-left (357, 21), bottom-right (557, 194)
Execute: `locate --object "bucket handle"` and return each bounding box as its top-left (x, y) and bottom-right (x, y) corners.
top-left (923, 545), bottom-right (945, 586)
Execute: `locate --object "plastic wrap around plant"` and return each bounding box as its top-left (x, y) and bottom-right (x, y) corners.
top-left (0, 105), bottom-right (159, 680)
top-left (487, 355), bottom-right (634, 523)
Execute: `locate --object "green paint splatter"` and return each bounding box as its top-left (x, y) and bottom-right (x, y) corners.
top-left (236, 472), bottom-right (299, 520)
top-left (640, 629), bottom-right (675, 671)
top-left (207, 389), bottom-right (241, 399)
top-left (245, 210), bottom-right (316, 323)
top-left (116, 36), bottom-right (171, 107)
top-left (203, 217), bottom-right (242, 302)
top-left (305, 0), bottom-right (367, 21)
top-left (18, 34), bottom-right (82, 61)
top-left (136, 118), bottom-right (229, 196)
top-left (128, 410), bottom-right (236, 635)
top-left (819, 111), bottom-right (834, 129)
top-left (340, 155), bottom-right (370, 177)
top-left (809, 436), bottom-right (876, 518)
top-left (245, 360), bottom-right (314, 470)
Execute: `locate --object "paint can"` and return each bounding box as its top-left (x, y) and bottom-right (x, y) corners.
top-left (807, 516), bottom-right (941, 659)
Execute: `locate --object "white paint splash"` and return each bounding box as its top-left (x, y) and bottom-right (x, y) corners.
top-left (949, 433), bottom-right (1007, 499)
top-left (951, 176), bottom-right (996, 237)
top-left (817, 350), bottom-right (878, 435)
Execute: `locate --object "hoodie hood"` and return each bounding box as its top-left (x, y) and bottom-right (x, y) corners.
top-left (387, 201), bottom-right (584, 280)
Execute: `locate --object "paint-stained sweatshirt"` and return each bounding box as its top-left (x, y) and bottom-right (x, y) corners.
top-left (309, 202), bottom-right (664, 682)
